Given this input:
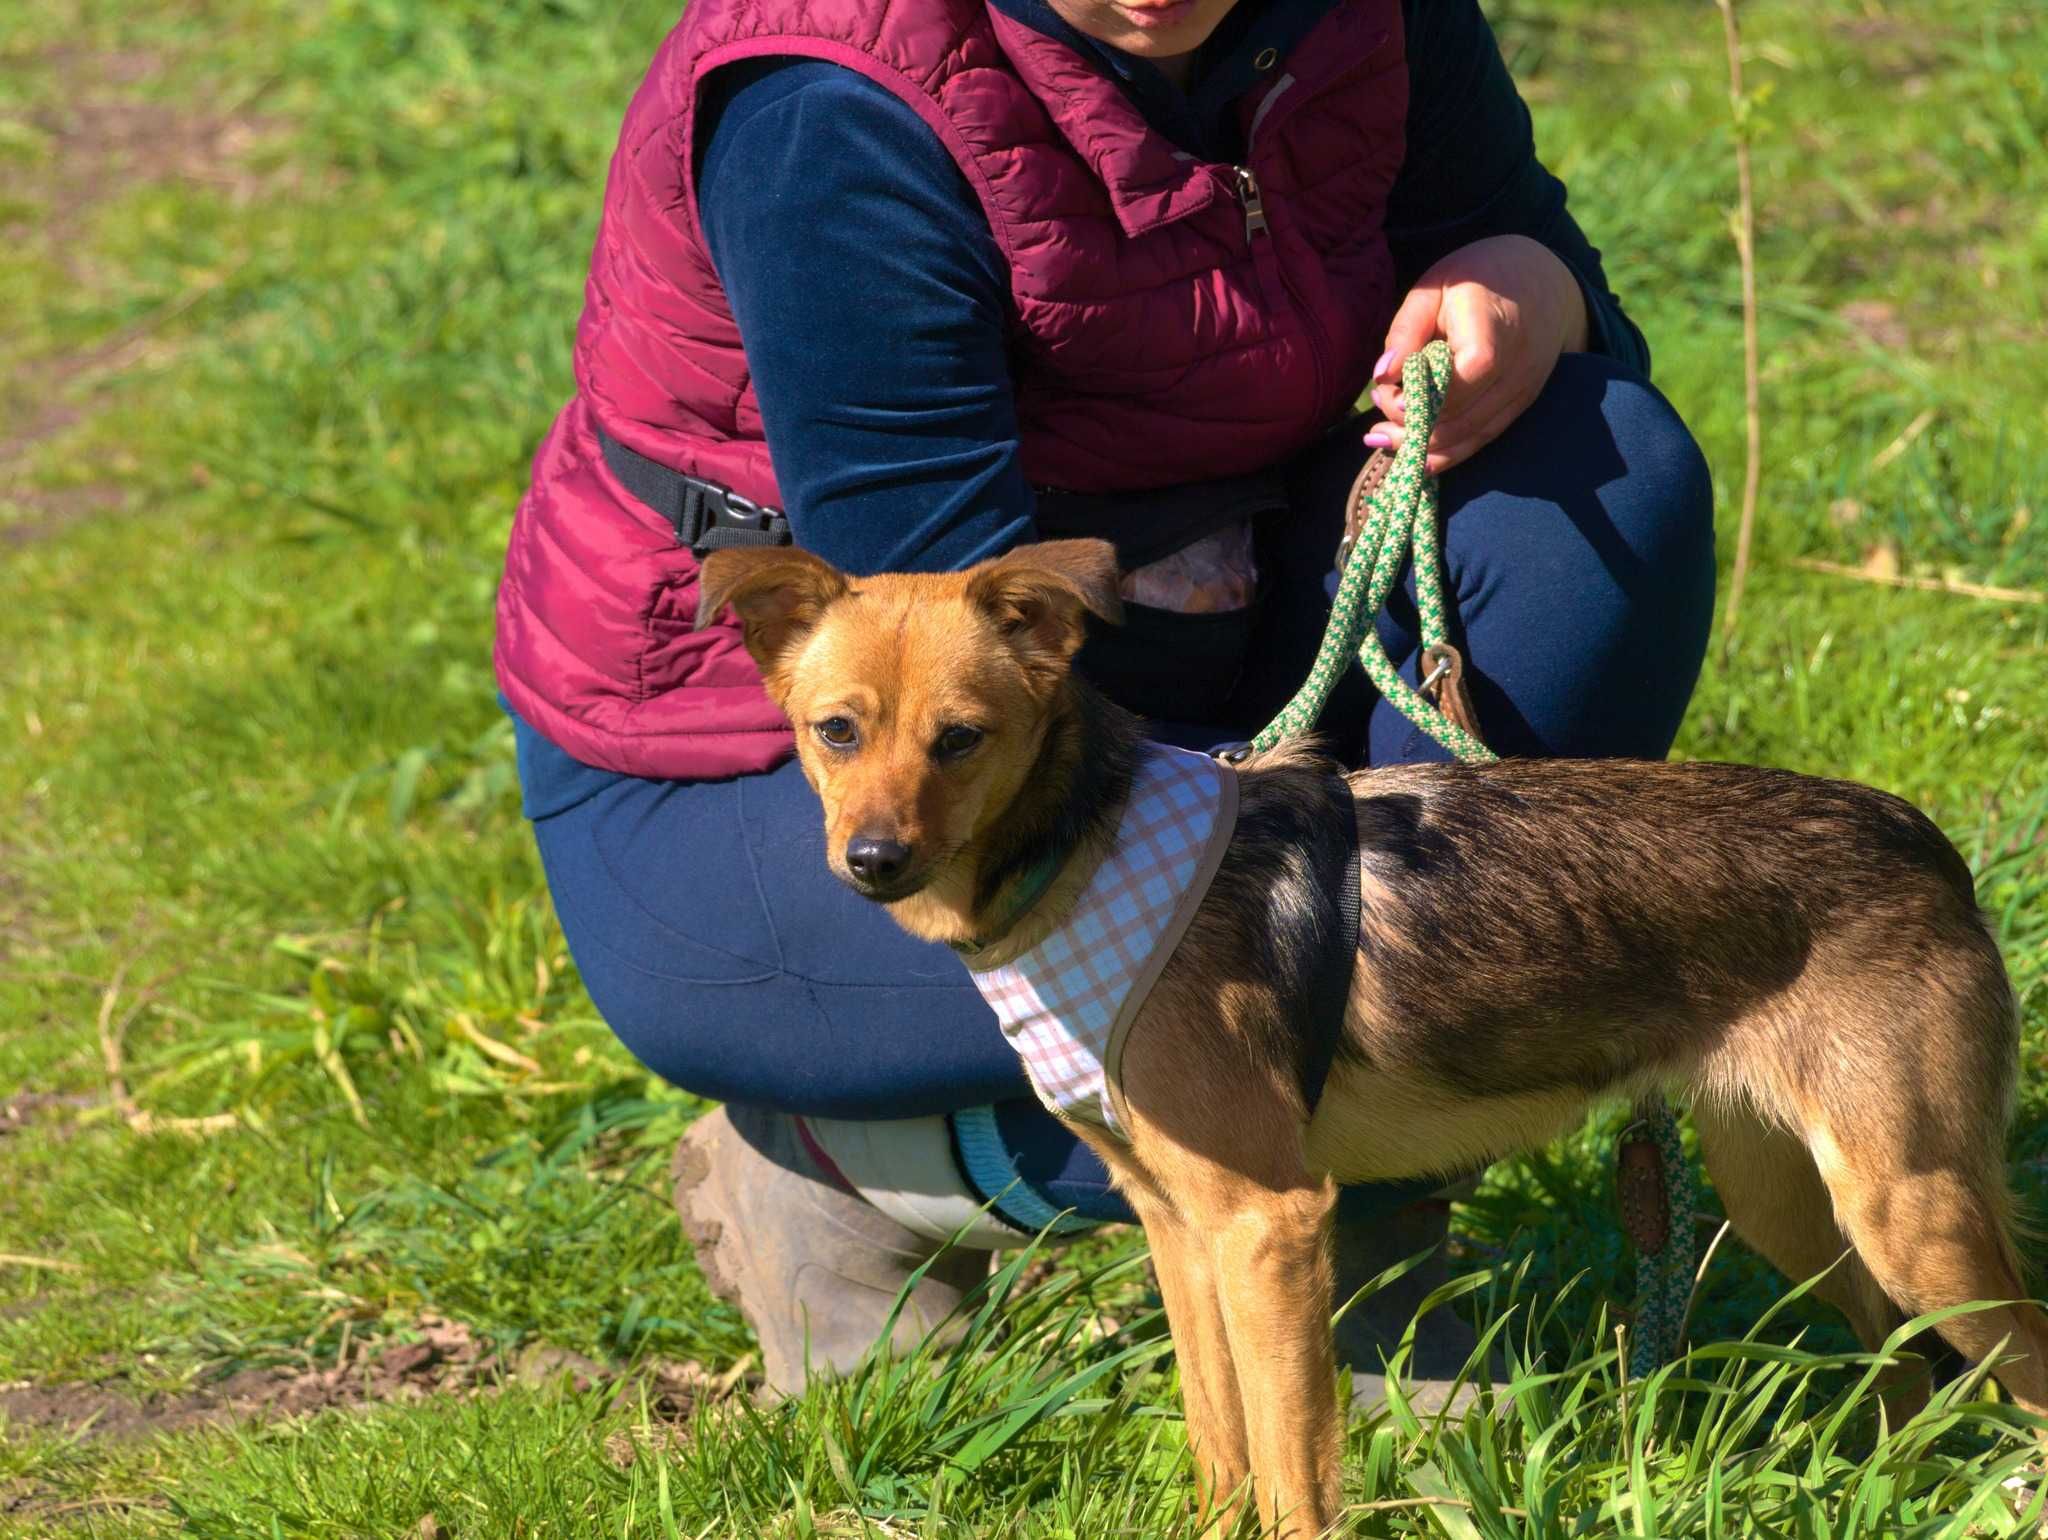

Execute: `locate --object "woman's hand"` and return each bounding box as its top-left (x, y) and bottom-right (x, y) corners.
top-left (1365, 234), bottom-right (1590, 475)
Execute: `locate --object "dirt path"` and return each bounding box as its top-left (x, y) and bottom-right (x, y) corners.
top-left (0, 1308), bottom-right (723, 1440)
top-left (1, 1319), bottom-right (723, 1530)
top-left (0, 46), bottom-right (278, 544)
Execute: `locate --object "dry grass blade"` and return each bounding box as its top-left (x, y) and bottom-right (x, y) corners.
top-left (1869, 408), bottom-right (1938, 474)
top-left (0, 1252), bottom-right (84, 1272)
top-left (95, 966), bottom-right (239, 1139)
top-left (712, 1352), bottom-right (757, 1400)
top-left (449, 1012), bottom-right (543, 1075)
top-left (1679, 1218), bottom-right (1735, 1347)
top-left (1788, 559), bottom-right (2046, 606)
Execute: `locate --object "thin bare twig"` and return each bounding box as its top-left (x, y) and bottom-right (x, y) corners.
top-left (1718, 0), bottom-right (1764, 639)
top-left (1789, 559), bottom-right (2046, 606)
top-left (1616, 1323), bottom-right (1631, 1426)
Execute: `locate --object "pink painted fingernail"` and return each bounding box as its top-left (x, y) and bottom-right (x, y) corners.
top-left (1362, 431), bottom-right (1393, 449)
top-left (1372, 349), bottom-right (1398, 380)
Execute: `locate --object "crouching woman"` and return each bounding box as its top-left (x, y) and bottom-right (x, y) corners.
top-left (494, 0), bottom-right (1715, 1400)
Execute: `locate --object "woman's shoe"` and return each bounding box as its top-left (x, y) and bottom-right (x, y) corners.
top-left (671, 1105), bottom-right (997, 1395)
top-left (1333, 1195), bottom-right (1487, 1416)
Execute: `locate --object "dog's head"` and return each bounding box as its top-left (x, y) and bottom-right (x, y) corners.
top-left (696, 539), bottom-right (1121, 904)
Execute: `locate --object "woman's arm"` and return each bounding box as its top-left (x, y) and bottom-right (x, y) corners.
top-left (698, 64), bottom-right (1255, 635)
top-left (696, 59), bottom-right (1034, 575)
top-left (1369, 0), bottom-right (1650, 471)
top-left (1387, 0), bottom-right (1648, 374)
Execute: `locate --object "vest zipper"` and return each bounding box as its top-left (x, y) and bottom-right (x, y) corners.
top-left (1233, 159), bottom-right (1329, 419)
top-left (1233, 165), bottom-right (1267, 241)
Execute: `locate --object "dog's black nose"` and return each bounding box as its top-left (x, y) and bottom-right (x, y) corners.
top-left (845, 837), bottom-right (912, 885)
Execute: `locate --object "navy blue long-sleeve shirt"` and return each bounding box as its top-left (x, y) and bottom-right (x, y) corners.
top-left (695, 0), bottom-right (1648, 579)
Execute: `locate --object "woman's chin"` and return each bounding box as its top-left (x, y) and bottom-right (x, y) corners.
top-left (1111, 0), bottom-right (1203, 36)
top-left (1050, 0), bottom-right (1236, 61)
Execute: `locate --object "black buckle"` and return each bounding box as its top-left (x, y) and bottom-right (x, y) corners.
top-left (688, 487), bottom-right (782, 552)
top-left (596, 426), bottom-right (791, 553)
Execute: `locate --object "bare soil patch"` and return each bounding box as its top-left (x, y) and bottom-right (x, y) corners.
top-left (0, 482), bottom-right (127, 547)
top-left (0, 1314), bottom-right (725, 1442)
top-left (4, 48), bottom-right (280, 271)
top-left (0, 1090), bottom-right (98, 1139)
top-left (0, 47), bottom-right (282, 530)
top-left (1836, 299), bottom-right (1911, 351)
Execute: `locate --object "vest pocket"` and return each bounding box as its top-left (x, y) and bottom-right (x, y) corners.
top-left (1121, 520), bottom-right (1258, 612)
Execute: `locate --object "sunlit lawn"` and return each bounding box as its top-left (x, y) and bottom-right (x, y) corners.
top-left (2, 0), bottom-right (2043, 1532)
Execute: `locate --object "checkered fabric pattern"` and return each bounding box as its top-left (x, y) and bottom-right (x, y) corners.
top-left (970, 745), bottom-right (1234, 1137)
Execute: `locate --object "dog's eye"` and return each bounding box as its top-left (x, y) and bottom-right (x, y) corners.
top-left (935, 724), bottom-right (984, 759)
top-left (815, 717), bottom-right (858, 749)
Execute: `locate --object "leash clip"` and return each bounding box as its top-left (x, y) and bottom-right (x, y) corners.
top-left (1417, 642), bottom-right (1486, 740)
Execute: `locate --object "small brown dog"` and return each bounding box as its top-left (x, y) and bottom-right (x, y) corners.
top-left (698, 537), bottom-right (2043, 1537)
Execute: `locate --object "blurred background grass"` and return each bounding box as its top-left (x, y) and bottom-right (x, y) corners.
top-left (2, 0), bottom-right (2044, 1532)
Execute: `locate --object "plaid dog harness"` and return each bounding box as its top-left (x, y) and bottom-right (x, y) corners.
top-left (966, 745), bottom-right (1240, 1138)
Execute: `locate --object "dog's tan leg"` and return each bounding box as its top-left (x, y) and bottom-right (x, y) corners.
top-left (1117, 964), bottom-right (1350, 1537)
top-left (1126, 1191), bottom-right (1253, 1530)
top-left (1205, 1175), bottom-right (1341, 1539)
top-left (1692, 1100), bottom-right (1925, 1413)
top-left (1128, 1133), bottom-right (1339, 1539)
top-left (1815, 1143), bottom-right (2048, 1420)
top-left (1694, 1100), bottom-right (1902, 1344)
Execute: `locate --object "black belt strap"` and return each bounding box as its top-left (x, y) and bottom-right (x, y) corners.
top-left (597, 427), bottom-right (792, 552)
top-left (1300, 769), bottom-right (1361, 1113)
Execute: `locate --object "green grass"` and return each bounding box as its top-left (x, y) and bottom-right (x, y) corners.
top-left (2, 0), bottom-right (2045, 1532)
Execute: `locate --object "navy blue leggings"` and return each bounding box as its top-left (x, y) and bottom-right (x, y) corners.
top-left (526, 355), bottom-right (1715, 1220)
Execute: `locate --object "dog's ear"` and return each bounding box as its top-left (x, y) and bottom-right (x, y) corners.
top-left (694, 547), bottom-right (850, 682)
top-left (964, 540), bottom-right (1123, 670)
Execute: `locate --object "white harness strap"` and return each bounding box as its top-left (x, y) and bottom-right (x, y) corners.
top-left (968, 745), bottom-right (1240, 1138)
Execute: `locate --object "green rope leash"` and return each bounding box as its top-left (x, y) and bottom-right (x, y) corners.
top-left (1244, 343), bottom-right (1492, 764)
top-left (1241, 339), bottom-right (1695, 1374)
top-left (1620, 1105), bottom-right (1698, 1380)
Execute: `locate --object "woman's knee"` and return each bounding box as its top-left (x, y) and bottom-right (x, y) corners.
top-left (1578, 354), bottom-right (1715, 575)
top-left (1463, 352), bottom-right (1714, 619)
top-left (557, 915), bottom-right (990, 1118)
top-left (530, 808), bottom-right (776, 1101)
top-left (1588, 362), bottom-right (1718, 709)
top-left (531, 791), bottom-right (1024, 1117)
top-left (1427, 355), bottom-right (1716, 759)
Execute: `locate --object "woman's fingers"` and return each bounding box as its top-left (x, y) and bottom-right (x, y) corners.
top-left (1373, 313), bottom-right (1514, 437)
top-left (1429, 381), bottom-right (1541, 472)
top-left (1368, 359), bottom-right (1524, 458)
top-left (1378, 285), bottom-right (1445, 373)
top-left (1429, 287), bottom-right (1522, 426)
top-left (1367, 235), bottom-right (1587, 469)
top-left (1371, 281), bottom-right (1449, 426)
top-left (1365, 366), bottom-right (1541, 470)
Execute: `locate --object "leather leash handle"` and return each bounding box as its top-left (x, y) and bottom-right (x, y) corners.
top-left (1340, 447), bottom-right (1483, 740)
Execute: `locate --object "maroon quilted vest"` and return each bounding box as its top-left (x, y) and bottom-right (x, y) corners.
top-left (495, 0), bottom-right (1408, 780)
